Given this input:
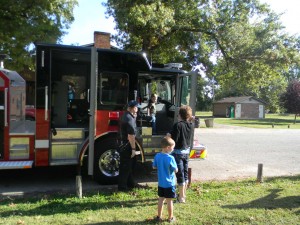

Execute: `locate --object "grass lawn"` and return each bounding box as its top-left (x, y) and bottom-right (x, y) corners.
top-left (0, 176), bottom-right (299, 225)
top-left (196, 112), bottom-right (300, 129)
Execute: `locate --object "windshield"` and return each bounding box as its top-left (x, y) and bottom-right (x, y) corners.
top-left (139, 79), bottom-right (172, 102)
top-left (156, 80), bottom-right (171, 101)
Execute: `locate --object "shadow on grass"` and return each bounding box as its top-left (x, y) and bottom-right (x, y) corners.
top-left (85, 221), bottom-right (156, 225)
top-left (265, 175), bottom-right (300, 182)
top-left (222, 188), bottom-right (300, 214)
top-left (0, 189), bottom-right (157, 218)
top-left (222, 176), bottom-right (300, 214)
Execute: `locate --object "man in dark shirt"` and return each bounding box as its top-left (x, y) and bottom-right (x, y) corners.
top-left (118, 100), bottom-right (141, 191)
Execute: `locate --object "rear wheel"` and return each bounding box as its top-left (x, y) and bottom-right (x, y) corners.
top-left (94, 140), bottom-right (120, 184)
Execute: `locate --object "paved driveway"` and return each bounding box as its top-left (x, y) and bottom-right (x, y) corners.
top-left (1, 126), bottom-right (299, 197)
top-left (190, 126), bottom-right (300, 181)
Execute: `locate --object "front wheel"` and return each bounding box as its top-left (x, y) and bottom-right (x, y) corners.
top-left (94, 140), bottom-right (120, 184)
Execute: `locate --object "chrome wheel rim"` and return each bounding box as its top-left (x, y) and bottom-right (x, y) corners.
top-left (98, 149), bottom-right (120, 177)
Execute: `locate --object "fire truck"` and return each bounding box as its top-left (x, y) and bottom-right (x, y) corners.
top-left (0, 43), bottom-right (204, 184)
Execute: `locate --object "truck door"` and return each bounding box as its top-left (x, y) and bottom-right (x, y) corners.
top-left (175, 71), bottom-right (198, 147)
top-left (0, 68), bottom-right (9, 160)
top-left (175, 71), bottom-right (198, 115)
top-left (35, 44), bottom-right (92, 166)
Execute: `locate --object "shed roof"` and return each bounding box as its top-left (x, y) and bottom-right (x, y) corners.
top-left (214, 96), bottom-right (266, 104)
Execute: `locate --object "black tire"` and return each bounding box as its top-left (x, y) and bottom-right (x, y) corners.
top-left (93, 139), bottom-right (120, 185)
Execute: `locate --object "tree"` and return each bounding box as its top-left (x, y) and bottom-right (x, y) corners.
top-left (280, 79), bottom-right (300, 123)
top-left (282, 37), bottom-right (300, 81)
top-left (0, 0), bottom-right (78, 72)
top-left (104, 0), bottom-right (300, 111)
top-left (196, 81), bottom-right (213, 111)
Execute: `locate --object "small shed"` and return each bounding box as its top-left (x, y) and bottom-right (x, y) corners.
top-left (213, 96), bottom-right (266, 119)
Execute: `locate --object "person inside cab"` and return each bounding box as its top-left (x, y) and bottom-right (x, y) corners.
top-left (143, 93), bottom-right (158, 134)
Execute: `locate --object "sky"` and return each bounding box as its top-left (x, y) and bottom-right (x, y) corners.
top-left (62, 0), bottom-right (115, 45)
top-left (61, 0), bottom-right (300, 45)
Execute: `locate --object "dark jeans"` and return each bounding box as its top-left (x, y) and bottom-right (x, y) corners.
top-left (118, 145), bottom-right (136, 190)
top-left (146, 114), bottom-right (156, 134)
top-left (172, 153), bottom-right (189, 185)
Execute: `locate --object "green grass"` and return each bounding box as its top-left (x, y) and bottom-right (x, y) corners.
top-left (0, 176), bottom-right (299, 224)
top-left (196, 112), bottom-right (300, 129)
top-left (196, 111), bottom-right (213, 117)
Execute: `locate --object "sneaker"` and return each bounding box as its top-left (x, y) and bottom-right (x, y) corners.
top-left (177, 196), bottom-right (186, 203)
top-left (154, 216), bottom-right (163, 223)
top-left (167, 217), bottom-right (176, 223)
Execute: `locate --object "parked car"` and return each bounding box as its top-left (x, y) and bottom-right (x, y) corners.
top-left (25, 105), bottom-right (35, 121)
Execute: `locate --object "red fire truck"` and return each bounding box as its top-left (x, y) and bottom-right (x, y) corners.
top-left (0, 43), bottom-right (204, 184)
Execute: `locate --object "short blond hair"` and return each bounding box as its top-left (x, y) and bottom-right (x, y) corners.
top-left (161, 136), bottom-right (175, 148)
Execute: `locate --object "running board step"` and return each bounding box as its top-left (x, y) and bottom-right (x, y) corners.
top-left (0, 161), bottom-right (33, 169)
top-left (50, 159), bottom-right (78, 166)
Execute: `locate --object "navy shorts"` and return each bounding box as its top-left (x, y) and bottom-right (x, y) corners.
top-left (158, 186), bottom-right (176, 199)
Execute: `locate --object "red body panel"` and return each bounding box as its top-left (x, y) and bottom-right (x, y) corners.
top-left (35, 109), bottom-right (50, 139)
top-left (35, 149), bottom-right (49, 166)
top-left (35, 108), bottom-right (50, 166)
top-left (2, 126), bottom-right (9, 160)
top-left (0, 71), bottom-right (10, 161)
top-left (95, 110), bottom-right (123, 135)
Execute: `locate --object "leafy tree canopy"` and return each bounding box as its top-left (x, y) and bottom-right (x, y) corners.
top-left (280, 79), bottom-right (300, 123)
top-left (0, 0), bottom-right (78, 72)
top-left (104, 0), bottom-right (300, 112)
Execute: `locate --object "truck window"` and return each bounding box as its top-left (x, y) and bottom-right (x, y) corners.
top-left (99, 72), bottom-right (128, 105)
top-left (179, 76), bottom-right (191, 106)
top-left (62, 75), bottom-right (86, 100)
top-left (139, 79), bottom-right (172, 102)
top-left (156, 80), bottom-right (171, 101)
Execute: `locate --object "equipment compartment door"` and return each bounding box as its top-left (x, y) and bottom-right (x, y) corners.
top-left (0, 91), bottom-right (4, 159)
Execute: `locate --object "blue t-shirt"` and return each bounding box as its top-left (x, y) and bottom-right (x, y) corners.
top-left (153, 152), bottom-right (177, 188)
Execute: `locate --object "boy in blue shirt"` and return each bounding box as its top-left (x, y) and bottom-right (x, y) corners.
top-left (153, 136), bottom-right (178, 223)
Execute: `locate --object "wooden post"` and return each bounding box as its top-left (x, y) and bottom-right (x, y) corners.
top-left (188, 168), bottom-right (192, 188)
top-left (257, 163), bottom-right (263, 183)
top-left (76, 165), bottom-right (82, 198)
top-left (76, 175), bottom-right (82, 198)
